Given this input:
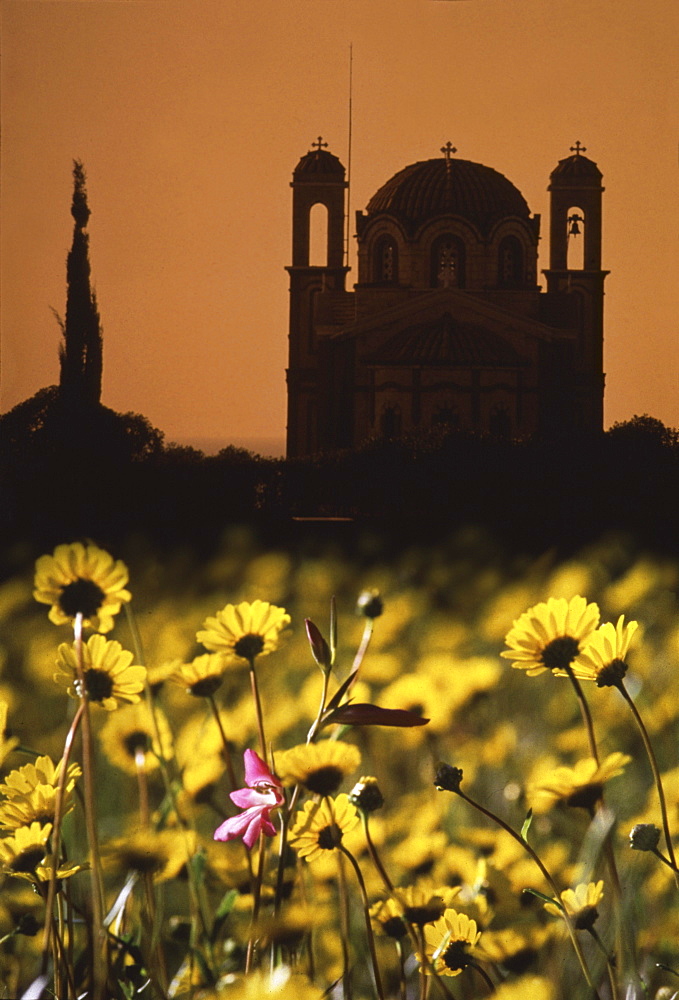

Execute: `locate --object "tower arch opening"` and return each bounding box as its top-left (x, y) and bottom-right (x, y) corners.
top-left (566, 206), bottom-right (585, 270)
top-left (431, 234), bottom-right (466, 288)
top-left (309, 202), bottom-right (329, 266)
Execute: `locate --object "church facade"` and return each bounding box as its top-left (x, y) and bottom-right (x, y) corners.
top-left (285, 140), bottom-right (607, 458)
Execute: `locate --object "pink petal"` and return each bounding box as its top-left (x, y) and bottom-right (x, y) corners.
top-left (214, 809), bottom-right (258, 842)
top-left (230, 787), bottom-right (272, 809)
top-left (243, 749), bottom-right (281, 788)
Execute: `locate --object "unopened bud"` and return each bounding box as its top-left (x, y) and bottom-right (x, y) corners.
top-left (629, 823), bottom-right (661, 852)
top-left (357, 590), bottom-right (383, 619)
top-left (434, 763), bottom-right (464, 794)
top-left (305, 619), bottom-right (332, 672)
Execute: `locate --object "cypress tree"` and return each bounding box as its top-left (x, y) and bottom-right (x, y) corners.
top-left (59, 161), bottom-right (103, 407)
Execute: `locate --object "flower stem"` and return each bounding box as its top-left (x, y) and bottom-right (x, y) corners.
top-left (362, 813), bottom-right (394, 892)
top-left (340, 844), bottom-right (385, 1000)
top-left (617, 681), bottom-right (679, 888)
top-left (457, 788), bottom-right (600, 997)
top-left (207, 693), bottom-right (237, 791)
top-left (248, 661), bottom-right (268, 763)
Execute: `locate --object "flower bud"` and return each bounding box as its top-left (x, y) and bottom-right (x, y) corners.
top-left (629, 823), bottom-right (661, 852)
top-left (349, 776), bottom-right (385, 813)
top-left (305, 619), bottom-right (332, 672)
top-left (356, 590), bottom-right (383, 619)
top-left (434, 763), bottom-right (464, 794)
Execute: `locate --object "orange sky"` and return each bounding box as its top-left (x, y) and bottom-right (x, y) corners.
top-left (2, 0), bottom-right (678, 454)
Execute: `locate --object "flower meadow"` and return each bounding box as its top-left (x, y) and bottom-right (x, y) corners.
top-left (1, 529), bottom-right (679, 1000)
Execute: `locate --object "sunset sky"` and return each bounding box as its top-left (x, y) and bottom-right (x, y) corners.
top-left (2, 0), bottom-right (677, 455)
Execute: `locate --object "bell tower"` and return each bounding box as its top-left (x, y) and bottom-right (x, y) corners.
top-left (286, 139), bottom-right (349, 457)
top-left (543, 142), bottom-right (609, 431)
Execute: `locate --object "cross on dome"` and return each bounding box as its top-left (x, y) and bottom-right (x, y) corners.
top-left (311, 136), bottom-right (329, 152)
top-left (570, 141), bottom-right (587, 156)
top-left (441, 141), bottom-right (457, 161)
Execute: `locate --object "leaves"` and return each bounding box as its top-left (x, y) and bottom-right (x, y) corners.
top-left (322, 702), bottom-right (429, 729)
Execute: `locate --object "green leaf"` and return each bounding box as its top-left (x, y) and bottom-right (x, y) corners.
top-left (215, 888), bottom-right (238, 922)
top-left (523, 887), bottom-right (561, 909)
top-left (521, 808), bottom-right (533, 842)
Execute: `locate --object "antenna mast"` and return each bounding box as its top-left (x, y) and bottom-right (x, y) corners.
top-left (345, 42), bottom-right (353, 268)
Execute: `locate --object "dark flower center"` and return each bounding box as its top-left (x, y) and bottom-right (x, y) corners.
top-left (596, 658), bottom-right (627, 688)
top-left (121, 848), bottom-right (166, 875)
top-left (442, 938), bottom-right (473, 972)
top-left (382, 916), bottom-right (408, 939)
top-left (59, 579), bottom-right (106, 619)
top-left (574, 905), bottom-right (599, 931)
top-left (541, 635), bottom-right (580, 672)
top-left (304, 765), bottom-right (345, 796)
top-left (123, 730), bottom-right (151, 759)
top-left (189, 676), bottom-right (223, 698)
top-left (12, 846), bottom-right (45, 874)
top-left (83, 668), bottom-right (115, 703)
top-left (234, 634), bottom-right (265, 661)
top-left (317, 822), bottom-right (343, 850)
top-left (403, 896), bottom-right (445, 926)
top-left (565, 782), bottom-right (603, 810)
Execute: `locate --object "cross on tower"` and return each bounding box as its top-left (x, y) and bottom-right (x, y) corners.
top-left (441, 141), bottom-right (457, 161)
top-left (570, 141), bottom-right (587, 156)
top-left (311, 136), bottom-right (328, 152)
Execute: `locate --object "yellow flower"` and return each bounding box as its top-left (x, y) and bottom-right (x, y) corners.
top-left (391, 885), bottom-right (454, 927)
top-left (169, 653), bottom-right (229, 698)
top-left (11, 855), bottom-right (89, 886)
top-left (571, 616), bottom-right (639, 686)
top-left (196, 600), bottom-right (291, 663)
top-left (198, 966), bottom-right (326, 999)
top-left (501, 596), bottom-right (600, 676)
top-left (0, 755), bottom-right (81, 831)
top-left (544, 880), bottom-right (604, 930)
top-left (98, 702), bottom-right (174, 775)
top-left (33, 542), bottom-right (131, 632)
top-left (54, 634), bottom-right (146, 710)
top-left (423, 908), bottom-right (482, 976)
top-left (529, 753), bottom-right (631, 813)
top-left (370, 896), bottom-right (409, 938)
top-left (275, 741), bottom-right (361, 795)
top-left (103, 828), bottom-right (195, 882)
top-left (493, 976), bottom-right (554, 1000)
top-left (0, 822), bottom-right (51, 876)
top-left (289, 793), bottom-right (359, 862)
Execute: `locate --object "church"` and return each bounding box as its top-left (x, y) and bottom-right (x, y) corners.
top-left (285, 140), bottom-right (607, 458)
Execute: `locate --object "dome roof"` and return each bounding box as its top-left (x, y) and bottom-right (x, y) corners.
top-left (365, 156), bottom-right (531, 233)
top-left (293, 148), bottom-right (345, 181)
top-left (550, 153), bottom-right (602, 185)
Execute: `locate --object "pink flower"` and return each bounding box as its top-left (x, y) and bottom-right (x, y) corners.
top-left (214, 749), bottom-right (284, 850)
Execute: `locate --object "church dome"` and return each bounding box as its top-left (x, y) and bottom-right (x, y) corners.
top-left (550, 152), bottom-right (602, 185)
top-left (293, 147), bottom-right (345, 181)
top-left (365, 155), bottom-right (531, 233)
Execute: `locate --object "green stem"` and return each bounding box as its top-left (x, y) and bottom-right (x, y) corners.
top-left (245, 831), bottom-right (268, 972)
top-left (340, 844), bottom-right (385, 1000)
top-left (618, 681), bottom-right (679, 888)
top-left (207, 693), bottom-right (237, 790)
top-left (470, 960), bottom-right (496, 994)
top-left (362, 813), bottom-right (394, 892)
top-left (248, 661), bottom-right (268, 763)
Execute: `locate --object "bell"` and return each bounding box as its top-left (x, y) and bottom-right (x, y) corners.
top-left (569, 219), bottom-right (581, 236)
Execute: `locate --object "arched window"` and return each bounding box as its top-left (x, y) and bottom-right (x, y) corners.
top-left (380, 404), bottom-right (402, 439)
top-left (432, 406), bottom-right (460, 430)
top-left (498, 236), bottom-right (524, 288)
top-left (309, 202), bottom-right (328, 266)
top-left (489, 404), bottom-right (511, 441)
top-left (566, 206), bottom-right (585, 270)
top-left (373, 236), bottom-right (399, 284)
top-left (431, 235), bottom-right (465, 288)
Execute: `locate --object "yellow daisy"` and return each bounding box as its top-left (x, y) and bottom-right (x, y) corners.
top-left (196, 600), bottom-right (291, 663)
top-left (501, 596), bottom-right (600, 676)
top-left (423, 908), bottom-right (482, 976)
top-left (391, 885), bottom-right (458, 927)
top-left (288, 793), bottom-right (359, 862)
top-left (98, 702), bottom-right (174, 775)
top-left (169, 653), bottom-right (229, 698)
top-left (571, 616), bottom-right (639, 686)
top-left (33, 542), bottom-right (131, 632)
top-left (274, 741), bottom-right (361, 795)
top-left (544, 880), bottom-right (604, 930)
top-left (54, 634), bottom-right (146, 710)
top-left (529, 753), bottom-right (631, 813)
top-left (0, 822), bottom-right (51, 876)
top-left (370, 896), bottom-right (409, 939)
top-left (103, 828), bottom-right (195, 882)
top-left (0, 755), bottom-right (81, 831)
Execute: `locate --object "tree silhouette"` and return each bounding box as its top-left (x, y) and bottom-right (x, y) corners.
top-left (59, 160), bottom-right (103, 408)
